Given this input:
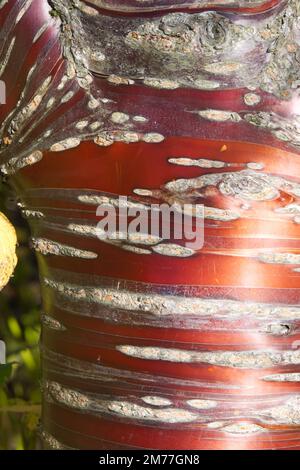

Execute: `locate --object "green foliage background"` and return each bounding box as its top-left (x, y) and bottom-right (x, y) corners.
top-left (0, 180), bottom-right (41, 450)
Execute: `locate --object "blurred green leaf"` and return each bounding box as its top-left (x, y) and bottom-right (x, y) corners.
top-left (24, 326), bottom-right (40, 346)
top-left (7, 317), bottom-right (22, 339)
top-left (0, 363), bottom-right (13, 384)
top-left (0, 388), bottom-right (8, 406)
top-left (20, 349), bottom-right (36, 371)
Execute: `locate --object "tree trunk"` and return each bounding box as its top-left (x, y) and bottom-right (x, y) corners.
top-left (1, 0), bottom-right (300, 450)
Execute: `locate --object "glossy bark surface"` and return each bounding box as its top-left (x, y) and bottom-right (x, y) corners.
top-left (1, 0), bottom-right (300, 450)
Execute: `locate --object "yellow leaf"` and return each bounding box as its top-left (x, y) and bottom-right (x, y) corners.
top-left (0, 212), bottom-right (17, 290)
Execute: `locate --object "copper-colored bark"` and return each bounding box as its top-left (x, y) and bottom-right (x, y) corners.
top-left (0, 0), bottom-right (300, 450)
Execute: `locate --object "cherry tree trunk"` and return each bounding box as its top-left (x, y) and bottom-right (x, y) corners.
top-left (1, 0), bottom-right (300, 450)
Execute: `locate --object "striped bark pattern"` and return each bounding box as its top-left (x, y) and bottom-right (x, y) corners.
top-left (1, 0), bottom-right (300, 449)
